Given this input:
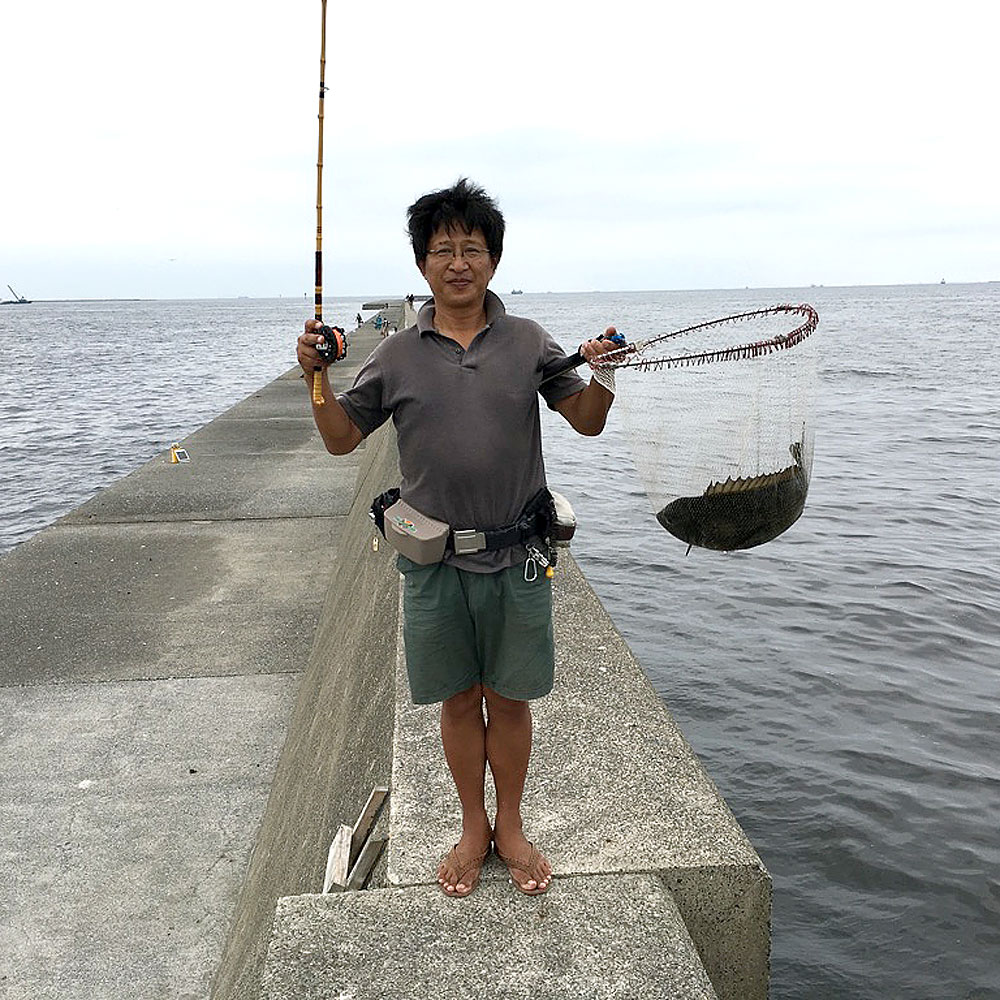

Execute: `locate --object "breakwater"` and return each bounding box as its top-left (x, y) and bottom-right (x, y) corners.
top-left (0, 303), bottom-right (769, 1000)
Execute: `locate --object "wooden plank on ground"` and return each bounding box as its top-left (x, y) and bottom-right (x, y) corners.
top-left (346, 836), bottom-right (388, 891)
top-left (322, 824), bottom-right (353, 893)
top-left (350, 787), bottom-right (389, 870)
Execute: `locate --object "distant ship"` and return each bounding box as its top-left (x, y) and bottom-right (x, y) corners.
top-left (510, 288), bottom-right (523, 295)
top-left (2, 284), bottom-right (31, 305)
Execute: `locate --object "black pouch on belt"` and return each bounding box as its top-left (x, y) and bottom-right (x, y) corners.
top-left (369, 487), bottom-right (401, 538)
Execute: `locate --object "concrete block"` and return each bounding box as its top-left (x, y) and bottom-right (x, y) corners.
top-left (179, 414), bottom-right (331, 455)
top-left (62, 450), bottom-right (359, 525)
top-left (0, 674), bottom-right (296, 1000)
top-left (56, 369), bottom-right (364, 527)
top-left (0, 517), bottom-right (341, 685)
top-left (262, 877), bottom-right (719, 1000)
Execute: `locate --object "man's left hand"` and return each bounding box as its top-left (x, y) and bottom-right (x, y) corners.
top-left (580, 326), bottom-right (622, 366)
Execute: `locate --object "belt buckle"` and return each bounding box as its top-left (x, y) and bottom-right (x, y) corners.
top-left (452, 529), bottom-right (486, 555)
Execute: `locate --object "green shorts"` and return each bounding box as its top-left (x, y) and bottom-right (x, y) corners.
top-left (397, 555), bottom-right (555, 704)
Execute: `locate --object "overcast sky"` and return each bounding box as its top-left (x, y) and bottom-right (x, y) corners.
top-left (2, 0), bottom-right (997, 300)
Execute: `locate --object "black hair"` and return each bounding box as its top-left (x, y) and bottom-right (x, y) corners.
top-left (406, 178), bottom-right (505, 267)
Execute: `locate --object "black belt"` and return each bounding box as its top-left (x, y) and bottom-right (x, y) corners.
top-left (447, 488), bottom-right (553, 555)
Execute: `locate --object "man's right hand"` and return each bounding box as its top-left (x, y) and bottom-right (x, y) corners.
top-left (296, 318), bottom-right (364, 454)
top-left (297, 319), bottom-right (329, 378)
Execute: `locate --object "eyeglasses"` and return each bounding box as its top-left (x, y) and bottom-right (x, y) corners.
top-left (425, 245), bottom-right (492, 264)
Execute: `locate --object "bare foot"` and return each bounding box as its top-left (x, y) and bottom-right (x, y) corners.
top-left (437, 820), bottom-right (492, 897)
top-left (493, 818), bottom-right (552, 895)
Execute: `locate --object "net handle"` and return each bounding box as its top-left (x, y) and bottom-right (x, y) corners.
top-left (539, 332), bottom-right (631, 384)
top-left (540, 347), bottom-right (593, 384)
top-left (539, 303), bottom-right (817, 383)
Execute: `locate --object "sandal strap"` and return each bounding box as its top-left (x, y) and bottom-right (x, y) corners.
top-left (444, 844), bottom-right (490, 879)
top-left (496, 844), bottom-right (540, 873)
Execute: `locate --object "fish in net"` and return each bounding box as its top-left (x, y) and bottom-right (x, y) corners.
top-left (544, 304), bottom-right (819, 553)
top-left (656, 441), bottom-right (808, 551)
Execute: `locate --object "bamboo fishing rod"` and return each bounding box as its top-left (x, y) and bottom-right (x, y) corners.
top-left (312, 0), bottom-right (346, 405)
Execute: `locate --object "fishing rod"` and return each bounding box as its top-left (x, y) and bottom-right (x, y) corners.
top-left (311, 0), bottom-right (347, 405)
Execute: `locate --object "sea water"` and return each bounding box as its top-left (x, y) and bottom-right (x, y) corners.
top-left (1, 284), bottom-right (998, 998)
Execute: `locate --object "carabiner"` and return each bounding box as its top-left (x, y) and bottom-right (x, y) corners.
top-left (523, 556), bottom-right (538, 583)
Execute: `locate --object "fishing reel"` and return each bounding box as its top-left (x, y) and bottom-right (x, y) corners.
top-left (315, 324), bottom-right (348, 364)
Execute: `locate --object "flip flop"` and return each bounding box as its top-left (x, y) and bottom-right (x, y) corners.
top-left (437, 844), bottom-right (491, 898)
top-left (496, 843), bottom-right (551, 896)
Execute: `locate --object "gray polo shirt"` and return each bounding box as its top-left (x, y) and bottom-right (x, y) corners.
top-left (337, 290), bottom-right (586, 572)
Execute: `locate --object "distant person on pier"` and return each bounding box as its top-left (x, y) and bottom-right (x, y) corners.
top-left (297, 178), bottom-right (618, 898)
top-left (356, 312), bottom-right (363, 328)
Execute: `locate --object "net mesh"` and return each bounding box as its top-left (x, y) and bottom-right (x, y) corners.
top-left (613, 309), bottom-right (818, 551)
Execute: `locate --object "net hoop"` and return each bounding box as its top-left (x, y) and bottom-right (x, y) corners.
top-left (597, 303), bottom-right (819, 373)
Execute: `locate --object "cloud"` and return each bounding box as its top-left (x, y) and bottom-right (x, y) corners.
top-left (2, 0), bottom-right (998, 297)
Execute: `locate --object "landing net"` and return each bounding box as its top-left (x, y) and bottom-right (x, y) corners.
top-left (607, 306), bottom-right (819, 552)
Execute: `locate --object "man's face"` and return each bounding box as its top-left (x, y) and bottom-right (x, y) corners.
top-left (418, 224), bottom-right (496, 312)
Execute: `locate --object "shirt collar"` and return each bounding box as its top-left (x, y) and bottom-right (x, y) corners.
top-left (417, 288), bottom-right (507, 336)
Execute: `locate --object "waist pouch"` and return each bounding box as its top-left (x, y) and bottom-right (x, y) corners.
top-left (370, 487), bottom-right (559, 565)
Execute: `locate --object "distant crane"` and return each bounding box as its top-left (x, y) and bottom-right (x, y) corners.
top-left (2, 285), bottom-right (31, 304)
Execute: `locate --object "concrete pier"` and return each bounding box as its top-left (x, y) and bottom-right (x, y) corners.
top-left (0, 301), bottom-right (770, 999)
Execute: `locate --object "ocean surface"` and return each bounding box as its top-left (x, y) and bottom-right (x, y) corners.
top-left (2, 285), bottom-right (998, 998)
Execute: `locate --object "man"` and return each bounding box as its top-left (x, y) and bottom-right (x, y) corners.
top-left (297, 179), bottom-right (617, 897)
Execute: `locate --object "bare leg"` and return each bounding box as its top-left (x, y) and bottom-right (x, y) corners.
top-left (484, 687), bottom-right (552, 893)
top-left (438, 683), bottom-right (492, 895)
